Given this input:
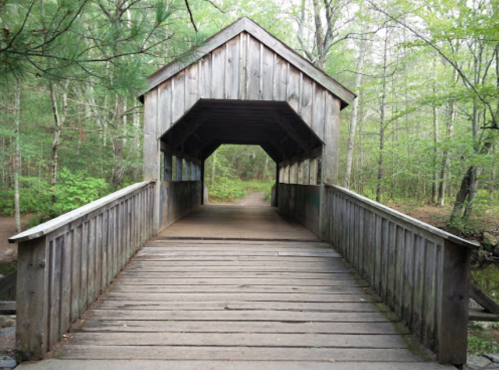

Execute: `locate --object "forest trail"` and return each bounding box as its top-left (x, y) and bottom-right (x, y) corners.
top-left (236, 192), bottom-right (268, 207)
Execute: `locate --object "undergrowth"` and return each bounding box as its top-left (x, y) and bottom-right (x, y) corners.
top-left (208, 179), bottom-right (273, 203)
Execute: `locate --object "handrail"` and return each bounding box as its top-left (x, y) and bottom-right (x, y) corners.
top-left (324, 184), bottom-right (472, 366)
top-left (328, 185), bottom-right (477, 250)
top-left (9, 181), bottom-right (154, 244)
top-left (14, 181), bottom-right (156, 361)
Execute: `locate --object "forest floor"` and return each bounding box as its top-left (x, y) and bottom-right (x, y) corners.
top-left (387, 202), bottom-right (499, 241)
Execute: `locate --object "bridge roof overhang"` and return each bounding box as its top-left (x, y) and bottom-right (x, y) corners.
top-left (161, 99), bottom-right (323, 163)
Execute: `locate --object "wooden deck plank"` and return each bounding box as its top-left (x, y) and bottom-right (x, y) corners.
top-left (71, 332), bottom-right (407, 348)
top-left (103, 292), bottom-right (376, 302)
top-left (80, 320), bottom-right (404, 334)
top-left (96, 301), bottom-right (383, 312)
top-left (60, 346), bottom-right (421, 362)
top-left (89, 309), bottom-right (389, 322)
top-left (109, 285), bottom-right (365, 294)
top-left (120, 271), bottom-right (354, 279)
top-left (113, 278), bottom-right (362, 286)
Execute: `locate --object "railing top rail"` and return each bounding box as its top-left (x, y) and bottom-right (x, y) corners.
top-left (327, 184), bottom-right (478, 250)
top-left (9, 181), bottom-right (154, 244)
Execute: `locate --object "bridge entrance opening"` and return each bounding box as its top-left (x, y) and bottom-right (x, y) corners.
top-left (204, 144), bottom-right (275, 207)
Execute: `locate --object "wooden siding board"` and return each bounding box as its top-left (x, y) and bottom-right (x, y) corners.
top-left (158, 81), bottom-right (172, 136)
top-left (60, 233), bottom-right (72, 336)
top-left (273, 55), bottom-right (287, 101)
top-left (413, 235), bottom-right (425, 340)
top-left (286, 65), bottom-right (300, 111)
top-left (172, 71), bottom-right (186, 124)
top-left (246, 35), bottom-right (261, 100)
top-left (386, 221), bottom-right (396, 308)
top-left (199, 54), bottom-right (212, 99)
top-left (301, 76), bottom-right (314, 125)
top-left (211, 46), bottom-right (226, 99)
top-left (225, 37), bottom-right (240, 100)
top-left (71, 226), bottom-right (82, 323)
top-left (423, 241), bottom-right (437, 350)
top-left (48, 239), bottom-right (60, 351)
top-left (185, 64), bottom-right (199, 112)
top-left (261, 45), bottom-right (274, 100)
top-left (394, 225), bottom-right (405, 319)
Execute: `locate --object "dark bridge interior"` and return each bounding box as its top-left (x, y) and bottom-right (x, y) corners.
top-left (161, 100), bottom-right (324, 163)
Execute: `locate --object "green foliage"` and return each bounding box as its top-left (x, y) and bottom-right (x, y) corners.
top-left (50, 168), bottom-right (110, 215)
top-left (208, 177), bottom-right (247, 202)
top-left (472, 265), bottom-right (499, 305)
top-left (468, 322), bottom-right (499, 356)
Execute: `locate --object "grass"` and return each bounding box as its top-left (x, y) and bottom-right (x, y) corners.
top-left (468, 322), bottom-right (499, 356)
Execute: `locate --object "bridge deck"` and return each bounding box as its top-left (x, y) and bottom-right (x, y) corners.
top-left (55, 206), bottom-right (450, 368)
top-left (158, 205), bottom-right (318, 240)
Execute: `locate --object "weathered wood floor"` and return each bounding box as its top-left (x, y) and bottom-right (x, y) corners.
top-left (158, 205), bottom-right (318, 240)
top-left (56, 207), bottom-right (449, 368)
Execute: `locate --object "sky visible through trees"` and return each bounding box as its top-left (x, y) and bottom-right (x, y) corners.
top-left (0, 0), bottom-right (498, 235)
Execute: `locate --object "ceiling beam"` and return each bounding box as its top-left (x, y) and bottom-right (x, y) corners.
top-left (167, 109), bottom-right (215, 150)
top-left (268, 109), bottom-right (312, 153)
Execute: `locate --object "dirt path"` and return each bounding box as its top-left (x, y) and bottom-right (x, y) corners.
top-left (0, 216), bottom-right (29, 262)
top-left (236, 192), bottom-right (269, 207)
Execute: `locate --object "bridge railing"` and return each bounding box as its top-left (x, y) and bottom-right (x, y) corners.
top-left (323, 185), bottom-right (477, 366)
top-left (9, 181), bottom-right (155, 361)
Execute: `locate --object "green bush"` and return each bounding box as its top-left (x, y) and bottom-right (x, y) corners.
top-left (51, 168), bottom-right (110, 215)
top-left (208, 176), bottom-right (247, 202)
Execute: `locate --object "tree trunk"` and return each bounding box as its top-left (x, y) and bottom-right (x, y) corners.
top-left (450, 165), bottom-right (477, 222)
top-left (48, 82), bottom-right (68, 188)
top-left (376, 33), bottom-right (389, 203)
top-left (431, 59), bottom-right (439, 204)
top-left (432, 105), bottom-right (439, 204)
top-left (210, 151), bottom-right (217, 186)
top-left (438, 101), bottom-right (455, 206)
top-left (14, 79), bottom-right (21, 233)
top-left (111, 96), bottom-right (125, 190)
top-left (344, 33), bottom-right (367, 189)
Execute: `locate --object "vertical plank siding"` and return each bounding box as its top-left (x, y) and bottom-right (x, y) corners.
top-left (155, 32), bottom-right (336, 143)
top-left (324, 185), bottom-right (473, 366)
top-left (14, 182), bottom-right (155, 361)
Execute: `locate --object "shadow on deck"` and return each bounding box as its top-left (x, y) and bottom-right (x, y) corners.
top-left (159, 205), bottom-right (318, 240)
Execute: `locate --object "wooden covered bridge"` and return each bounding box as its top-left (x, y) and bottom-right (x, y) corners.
top-left (10, 18), bottom-right (475, 369)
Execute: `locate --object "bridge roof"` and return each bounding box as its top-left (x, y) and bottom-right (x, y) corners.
top-left (144, 17), bottom-right (355, 108)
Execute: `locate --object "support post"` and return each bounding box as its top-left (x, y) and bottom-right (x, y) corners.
top-left (201, 160), bottom-right (205, 204)
top-left (16, 237), bottom-right (49, 361)
top-left (176, 156), bottom-right (183, 181)
top-left (143, 90), bottom-right (160, 235)
top-left (274, 162), bottom-right (279, 207)
top-left (289, 163), bottom-right (297, 184)
top-left (320, 95), bottom-right (340, 239)
top-left (184, 161), bottom-right (191, 181)
top-left (298, 161), bottom-right (305, 184)
top-left (437, 241), bottom-right (471, 365)
top-left (164, 149), bottom-right (172, 181)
